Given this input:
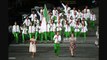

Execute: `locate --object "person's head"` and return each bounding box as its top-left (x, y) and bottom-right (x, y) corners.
top-left (26, 16), bottom-right (29, 19)
top-left (70, 16), bottom-right (72, 19)
top-left (66, 4), bottom-right (68, 8)
top-left (73, 7), bottom-right (76, 10)
top-left (74, 12), bottom-right (77, 15)
top-left (14, 22), bottom-right (17, 25)
top-left (53, 7), bottom-right (56, 10)
top-left (78, 9), bottom-right (81, 12)
top-left (32, 11), bottom-right (35, 14)
top-left (82, 10), bottom-right (84, 13)
top-left (85, 5), bottom-right (88, 9)
top-left (56, 32), bottom-right (59, 35)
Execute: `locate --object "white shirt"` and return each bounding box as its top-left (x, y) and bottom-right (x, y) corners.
top-left (53, 35), bottom-right (61, 43)
top-left (12, 25), bottom-right (20, 33)
top-left (72, 14), bottom-right (78, 21)
top-left (74, 24), bottom-right (81, 32)
top-left (21, 27), bottom-right (28, 34)
top-left (46, 24), bottom-right (50, 32)
top-left (56, 23), bottom-right (62, 31)
top-left (34, 19), bottom-right (39, 26)
top-left (52, 9), bottom-right (58, 16)
top-left (35, 25), bottom-right (40, 31)
top-left (50, 23), bottom-right (56, 31)
top-left (37, 11), bottom-right (43, 21)
top-left (84, 9), bottom-right (90, 13)
top-left (61, 3), bottom-right (71, 15)
top-left (81, 26), bottom-right (88, 32)
top-left (77, 12), bottom-right (82, 19)
top-left (40, 17), bottom-right (47, 32)
top-left (64, 24), bottom-right (71, 32)
top-left (81, 13), bottom-right (87, 20)
top-left (69, 19), bottom-right (76, 27)
top-left (29, 14), bottom-right (37, 21)
top-left (28, 26), bottom-right (36, 33)
top-left (66, 13), bottom-right (72, 21)
top-left (90, 14), bottom-right (96, 21)
top-left (23, 19), bottom-right (31, 26)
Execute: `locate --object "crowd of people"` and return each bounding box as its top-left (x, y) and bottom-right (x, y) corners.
top-left (9, 2), bottom-right (99, 58)
top-left (11, 2), bottom-right (97, 43)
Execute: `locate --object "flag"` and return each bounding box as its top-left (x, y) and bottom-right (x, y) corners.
top-left (43, 4), bottom-right (49, 23)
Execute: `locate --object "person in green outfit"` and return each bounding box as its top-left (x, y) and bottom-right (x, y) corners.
top-left (53, 32), bottom-right (61, 56)
top-left (20, 24), bottom-right (28, 43)
top-left (12, 22), bottom-right (20, 43)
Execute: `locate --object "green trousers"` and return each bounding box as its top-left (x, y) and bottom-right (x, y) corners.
top-left (90, 20), bottom-right (95, 29)
top-left (50, 31), bottom-right (55, 40)
top-left (64, 32), bottom-right (70, 38)
top-left (13, 32), bottom-right (19, 43)
top-left (81, 32), bottom-right (87, 41)
top-left (22, 34), bottom-right (27, 43)
top-left (54, 43), bottom-right (60, 56)
top-left (70, 27), bottom-right (74, 33)
top-left (40, 32), bottom-right (47, 42)
top-left (35, 31), bottom-right (39, 41)
top-left (29, 33), bottom-right (34, 39)
top-left (75, 31), bottom-right (80, 38)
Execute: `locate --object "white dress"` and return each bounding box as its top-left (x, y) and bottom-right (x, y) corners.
top-left (29, 38), bottom-right (36, 52)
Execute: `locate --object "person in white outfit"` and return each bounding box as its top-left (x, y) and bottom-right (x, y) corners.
top-left (29, 36), bottom-right (36, 58)
top-left (23, 16), bottom-right (31, 28)
top-left (12, 22), bottom-right (20, 43)
top-left (90, 11), bottom-right (96, 29)
top-left (20, 24), bottom-right (28, 43)
top-left (64, 21), bottom-right (71, 38)
top-left (61, 2), bottom-right (71, 15)
top-left (28, 23), bottom-right (36, 39)
top-left (80, 23), bottom-right (88, 41)
top-left (50, 20), bottom-right (56, 40)
top-left (29, 11), bottom-right (37, 22)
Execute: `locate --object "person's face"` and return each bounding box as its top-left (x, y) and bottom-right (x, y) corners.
top-left (73, 7), bottom-right (75, 10)
top-left (85, 6), bottom-right (88, 9)
top-left (14, 22), bottom-right (17, 25)
top-left (57, 32), bottom-right (59, 35)
top-left (78, 9), bottom-right (80, 12)
top-left (32, 11), bottom-right (35, 14)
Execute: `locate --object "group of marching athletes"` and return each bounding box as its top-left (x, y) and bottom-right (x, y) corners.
top-left (11, 2), bottom-right (97, 58)
top-left (12, 3), bottom-right (96, 43)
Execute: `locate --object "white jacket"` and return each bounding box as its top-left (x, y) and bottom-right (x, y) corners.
top-left (56, 23), bottom-right (62, 31)
top-left (23, 19), bottom-right (31, 26)
top-left (50, 23), bottom-right (56, 31)
top-left (64, 25), bottom-right (71, 32)
top-left (12, 25), bottom-right (20, 33)
top-left (29, 14), bottom-right (37, 21)
top-left (90, 14), bottom-right (96, 21)
top-left (53, 35), bottom-right (61, 43)
top-left (28, 26), bottom-right (36, 33)
top-left (81, 26), bottom-right (88, 32)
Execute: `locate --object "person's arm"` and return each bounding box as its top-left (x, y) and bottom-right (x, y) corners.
top-left (61, 3), bottom-right (66, 9)
top-left (37, 11), bottom-right (40, 16)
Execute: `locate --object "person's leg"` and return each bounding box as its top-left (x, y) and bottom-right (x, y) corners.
top-left (29, 33), bottom-right (32, 39)
top-left (44, 32), bottom-right (47, 42)
top-left (22, 34), bottom-right (25, 43)
top-left (15, 32), bottom-right (19, 43)
top-left (92, 21), bottom-right (95, 29)
top-left (35, 32), bottom-right (38, 41)
top-left (75, 32), bottom-right (77, 38)
top-left (50, 31), bottom-right (53, 40)
top-left (84, 32), bottom-right (87, 41)
top-left (40, 33), bottom-right (43, 42)
top-left (57, 43), bottom-right (60, 56)
top-left (54, 43), bottom-right (57, 54)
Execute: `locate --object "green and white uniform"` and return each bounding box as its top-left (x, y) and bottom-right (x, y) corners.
top-left (12, 25), bottom-right (20, 43)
